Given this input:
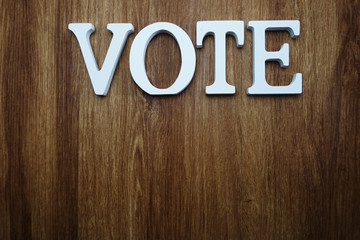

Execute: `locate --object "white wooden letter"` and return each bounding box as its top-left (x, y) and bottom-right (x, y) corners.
top-left (129, 22), bottom-right (196, 95)
top-left (196, 21), bottom-right (244, 94)
top-left (69, 23), bottom-right (134, 96)
top-left (247, 20), bottom-right (302, 95)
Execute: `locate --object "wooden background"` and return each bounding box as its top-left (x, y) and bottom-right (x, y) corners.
top-left (1, 0), bottom-right (359, 239)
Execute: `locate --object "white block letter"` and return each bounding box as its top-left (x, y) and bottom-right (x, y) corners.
top-left (196, 21), bottom-right (244, 94)
top-left (69, 23), bottom-right (134, 96)
top-left (129, 22), bottom-right (196, 95)
top-left (247, 20), bottom-right (302, 95)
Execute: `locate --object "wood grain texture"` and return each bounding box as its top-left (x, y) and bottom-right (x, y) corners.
top-left (1, 0), bottom-right (359, 239)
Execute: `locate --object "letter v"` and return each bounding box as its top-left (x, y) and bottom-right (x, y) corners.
top-left (69, 23), bottom-right (134, 96)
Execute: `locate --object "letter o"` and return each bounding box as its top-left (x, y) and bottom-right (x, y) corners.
top-left (129, 22), bottom-right (196, 95)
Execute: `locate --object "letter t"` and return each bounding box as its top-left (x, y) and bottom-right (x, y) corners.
top-left (197, 21), bottom-right (244, 94)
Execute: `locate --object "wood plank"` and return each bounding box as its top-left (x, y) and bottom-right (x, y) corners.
top-left (1, 0), bottom-right (359, 239)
